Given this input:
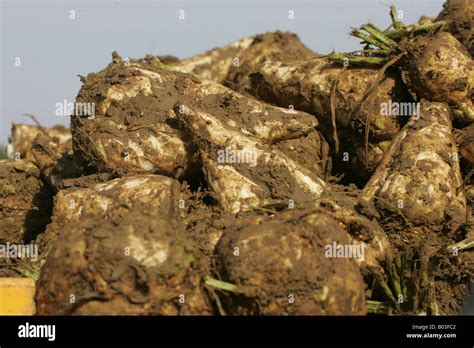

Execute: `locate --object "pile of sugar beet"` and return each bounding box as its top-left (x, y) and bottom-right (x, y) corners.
top-left (1, 1), bottom-right (473, 315)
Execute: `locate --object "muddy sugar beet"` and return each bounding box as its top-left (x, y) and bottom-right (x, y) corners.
top-left (399, 32), bottom-right (473, 123)
top-left (363, 101), bottom-right (466, 231)
top-left (165, 35), bottom-right (255, 83)
top-left (213, 210), bottom-right (367, 315)
top-left (224, 31), bottom-right (317, 93)
top-left (175, 76), bottom-right (320, 144)
top-left (436, 0), bottom-right (473, 56)
top-left (175, 96), bottom-right (329, 213)
top-left (36, 174), bottom-right (190, 259)
top-left (30, 132), bottom-right (81, 192)
top-left (35, 209), bottom-right (211, 315)
top-left (249, 58), bottom-right (408, 180)
top-left (71, 59), bottom-right (200, 178)
top-left (5, 124), bottom-right (80, 192)
top-left (7, 124), bottom-right (71, 163)
top-left (311, 193), bottom-right (392, 274)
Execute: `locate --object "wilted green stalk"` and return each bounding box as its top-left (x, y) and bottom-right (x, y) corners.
top-left (205, 276), bottom-right (240, 293)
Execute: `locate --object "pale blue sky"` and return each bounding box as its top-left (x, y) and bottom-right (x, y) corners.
top-left (1, 0), bottom-right (444, 142)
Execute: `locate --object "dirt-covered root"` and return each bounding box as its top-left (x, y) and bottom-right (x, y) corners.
top-left (35, 174), bottom-right (189, 259)
top-left (175, 103), bottom-right (329, 213)
top-left (249, 58), bottom-right (408, 180)
top-left (137, 31), bottom-right (314, 87)
top-left (362, 101), bottom-right (466, 232)
top-left (71, 57), bottom-right (199, 178)
top-left (35, 209), bottom-right (212, 315)
top-left (224, 31), bottom-right (317, 93)
top-left (400, 32), bottom-right (473, 123)
top-left (308, 191), bottom-right (393, 274)
top-left (212, 210), bottom-right (367, 315)
top-left (30, 133), bottom-right (81, 192)
top-left (249, 58), bottom-right (402, 139)
top-left (6, 124), bottom-right (71, 163)
top-left (0, 160), bottom-right (52, 244)
top-left (436, 0), bottom-right (474, 56)
top-left (174, 76), bottom-right (332, 177)
top-left (175, 76), bottom-right (321, 143)
top-left (166, 35), bottom-right (255, 83)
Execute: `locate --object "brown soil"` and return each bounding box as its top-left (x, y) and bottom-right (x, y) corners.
top-left (358, 177), bottom-right (472, 315)
top-left (179, 193), bottom-right (230, 257)
top-left (0, 267), bottom-right (23, 277)
top-left (370, 217), bottom-right (473, 315)
top-left (35, 209), bottom-right (211, 315)
top-left (0, 160), bottom-right (52, 244)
